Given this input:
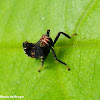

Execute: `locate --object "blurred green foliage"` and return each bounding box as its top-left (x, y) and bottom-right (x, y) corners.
top-left (0, 0), bottom-right (99, 100)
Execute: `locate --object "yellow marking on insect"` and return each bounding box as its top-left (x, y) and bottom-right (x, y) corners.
top-left (31, 52), bottom-right (35, 55)
top-left (71, 33), bottom-right (77, 38)
top-left (66, 65), bottom-right (70, 71)
top-left (38, 66), bottom-right (42, 72)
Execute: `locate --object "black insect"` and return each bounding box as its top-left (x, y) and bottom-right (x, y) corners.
top-left (23, 30), bottom-right (77, 72)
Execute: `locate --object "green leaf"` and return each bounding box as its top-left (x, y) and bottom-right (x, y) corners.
top-left (0, 0), bottom-right (99, 100)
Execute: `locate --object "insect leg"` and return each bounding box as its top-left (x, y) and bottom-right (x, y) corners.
top-left (38, 58), bottom-right (44, 72)
top-left (51, 47), bottom-right (70, 71)
top-left (54, 32), bottom-right (77, 44)
top-left (46, 29), bottom-right (50, 37)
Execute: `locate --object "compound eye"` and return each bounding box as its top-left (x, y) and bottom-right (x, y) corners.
top-left (23, 42), bottom-right (26, 47)
top-left (30, 43), bottom-right (35, 47)
top-left (23, 42), bottom-right (29, 48)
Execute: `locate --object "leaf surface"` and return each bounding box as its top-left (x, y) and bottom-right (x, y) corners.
top-left (0, 0), bottom-right (99, 100)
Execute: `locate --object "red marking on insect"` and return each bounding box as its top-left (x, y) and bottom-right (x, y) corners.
top-left (40, 35), bottom-right (50, 46)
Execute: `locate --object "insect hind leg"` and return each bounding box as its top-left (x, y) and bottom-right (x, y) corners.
top-left (54, 32), bottom-right (77, 44)
top-left (51, 47), bottom-right (70, 71)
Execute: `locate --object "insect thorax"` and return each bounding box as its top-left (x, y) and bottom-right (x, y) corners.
top-left (39, 34), bottom-right (53, 47)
